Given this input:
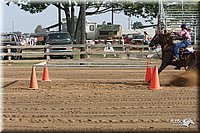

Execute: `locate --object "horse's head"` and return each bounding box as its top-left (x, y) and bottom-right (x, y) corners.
top-left (149, 33), bottom-right (172, 48)
top-left (149, 33), bottom-right (161, 48)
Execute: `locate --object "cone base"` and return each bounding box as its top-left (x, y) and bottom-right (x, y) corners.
top-left (28, 87), bottom-right (39, 90)
top-left (42, 79), bottom-right (51, 82)
top-left (149, 87), bottom-right (162, 90)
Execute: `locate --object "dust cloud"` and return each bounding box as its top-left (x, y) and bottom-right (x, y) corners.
top-left (169, 69), bottom-right (199, 87)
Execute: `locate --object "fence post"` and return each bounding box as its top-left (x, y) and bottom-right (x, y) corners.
top-left (46, 45), bottom-right (50, 60)
top-left (126, 45), bottom-right (130, 59)
top-left (7, 45), bottom-right (11, 62)
top-left (86, 44), bottom-right (91, 59)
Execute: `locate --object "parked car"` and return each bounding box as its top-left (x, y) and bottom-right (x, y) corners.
top-left (131, 34), bottom-right (144, 45)
top-left (124, 33), bottom-right (142, 44)
top-left (45, 32), bottom-right (73, 59)
top-left (0, 33), bottom-right (22, 60)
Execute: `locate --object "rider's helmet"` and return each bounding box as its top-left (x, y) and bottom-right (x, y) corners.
top-left (180, 24), bottom-right (187, 29)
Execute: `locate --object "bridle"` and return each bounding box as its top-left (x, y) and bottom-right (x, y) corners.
top-left (149, 33), bottom-right (160, 48)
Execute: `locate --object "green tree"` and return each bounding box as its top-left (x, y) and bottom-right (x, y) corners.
top-left (132, 22), bottom-right (143, 29)
top-left (4, 0), bottom-right (159, 43)
top-left (34, 24), bottom-right (43, 33)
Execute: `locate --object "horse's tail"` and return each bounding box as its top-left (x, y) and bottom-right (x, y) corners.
top-left (195, 50), bottom-right (200, 58)
top-left (189, 50), bottom-right (200, 70)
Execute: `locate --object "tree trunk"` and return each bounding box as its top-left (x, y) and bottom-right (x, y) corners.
top-left (74, 8), bottom-right (82, 43)
top-left (58, 3), bottom-right (61, 32)
top-left (80, 1), bottom-right (86, 59)
top-left (71, 1), bottom-right (75, 43)
top-left (64, 4), bottom-right (71, 34)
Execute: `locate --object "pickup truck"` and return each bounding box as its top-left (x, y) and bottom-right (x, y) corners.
top-left (1, 33), bottom-right (22, 60)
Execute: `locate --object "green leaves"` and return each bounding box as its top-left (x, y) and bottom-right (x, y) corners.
top-left (6, 1), bottom-right (159, 21)
top-left (122, 2), bottom-right (158, 23)
top-left (19, 3), bottom-right (50, 14)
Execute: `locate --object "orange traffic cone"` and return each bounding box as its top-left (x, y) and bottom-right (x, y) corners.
top-left (150, 66), bottom-right (161, 90)
top-left (145, 62), bottom-right (153, 83)
top-left (28, 66), bottom-right (38, 89)
top-left (42, 65), bottom-right (51, 82)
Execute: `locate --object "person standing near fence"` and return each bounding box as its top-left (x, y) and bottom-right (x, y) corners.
top-left (34, 37), bottom-right (38, 45)
top-left (103, 42), bottom-right (116, 57)
top-left (143, 31), bottom-right (151, 45)
top-left (143, 31), bottom-right (151, 51)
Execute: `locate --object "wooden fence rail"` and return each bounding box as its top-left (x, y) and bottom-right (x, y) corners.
top-left (0, 44), bottom-right (150, 61)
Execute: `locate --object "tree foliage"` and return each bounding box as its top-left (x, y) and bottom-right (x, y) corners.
top-left (4, 0), bottom-right (159, 42)
top-left (34, 24), bottom-right (47, 33)
top-left (132, 21), bottom-right (143, 29)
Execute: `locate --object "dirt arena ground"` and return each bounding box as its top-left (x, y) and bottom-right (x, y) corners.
top-left (1, 58), bottom-right (199, 132)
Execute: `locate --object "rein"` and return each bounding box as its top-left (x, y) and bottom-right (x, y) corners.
top-left (156, 33), bottom-right (173, 52)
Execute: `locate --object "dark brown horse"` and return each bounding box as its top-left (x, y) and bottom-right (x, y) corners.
top-left (149, 33), bottom-right (200, 74)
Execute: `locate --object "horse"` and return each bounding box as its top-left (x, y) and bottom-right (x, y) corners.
top-left (149, 32), bottom-right (200, 74)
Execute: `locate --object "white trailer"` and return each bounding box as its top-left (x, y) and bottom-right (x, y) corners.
top-left (86, 21), bottom-right (124, 45)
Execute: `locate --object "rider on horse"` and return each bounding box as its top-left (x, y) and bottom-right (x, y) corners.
top-left (172, 24), bottom-right (192, 60)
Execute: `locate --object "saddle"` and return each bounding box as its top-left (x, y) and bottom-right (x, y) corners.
top-left (179, 46), bottom-right (194, 58)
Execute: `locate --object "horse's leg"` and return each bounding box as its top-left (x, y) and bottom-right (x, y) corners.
top-left (158, 62), bottom-right (169, 74)
top-left (158, 52), bottom-right (173, 74)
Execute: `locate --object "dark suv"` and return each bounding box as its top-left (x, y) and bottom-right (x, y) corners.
top-left (1, 33), bottom-right (22, 60)
top-left (45, 32), bottom-right (73, 59)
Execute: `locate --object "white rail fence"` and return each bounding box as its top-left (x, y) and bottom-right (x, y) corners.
top-left (0, 44), bottom-right (150, 61)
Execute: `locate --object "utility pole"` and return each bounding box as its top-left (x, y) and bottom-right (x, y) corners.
top-left (80, 0), bottom-right (86, 59)
top-left (128, 16), bottom-right (131, 29)
top-left (10, 21), bottom-right (14, 33)
top-left (158, 0), bottom-right (165, 31)
top-left (111, 2), bottom-right (114, 24)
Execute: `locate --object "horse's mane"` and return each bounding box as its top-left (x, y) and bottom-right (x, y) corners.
top-left (156, 33), bottom-right (174, 52)
top-left (161, 33), bottom-right (173, 41)
top-left (150, 32), bottom-right (179, 51)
